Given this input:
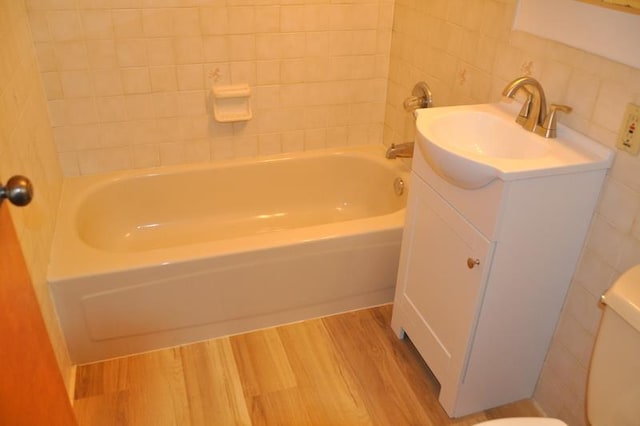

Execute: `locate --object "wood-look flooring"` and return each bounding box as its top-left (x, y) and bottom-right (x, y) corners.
top-left (73, 304), bottom-right (541, 425)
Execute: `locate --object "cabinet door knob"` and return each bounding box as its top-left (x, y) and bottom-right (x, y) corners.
top-left (467, 258), bottom-right (480, 269)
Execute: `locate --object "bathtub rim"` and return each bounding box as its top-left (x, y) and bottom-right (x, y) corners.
top-left (48, 144), bottom-right (409, 282)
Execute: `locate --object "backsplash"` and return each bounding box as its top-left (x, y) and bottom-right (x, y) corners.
top-left (385, 0), bottom-right (640, 424)
top-left (26, 0), bottom-right (393, 175)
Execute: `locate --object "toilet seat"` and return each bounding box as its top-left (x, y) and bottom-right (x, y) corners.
top-left (474, 418), bottom-right (568, 426)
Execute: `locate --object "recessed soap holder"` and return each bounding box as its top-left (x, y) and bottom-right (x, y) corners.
top-left (211, 84), bottom-right (252, 123)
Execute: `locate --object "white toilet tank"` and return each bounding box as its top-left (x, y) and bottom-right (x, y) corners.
top-left (588, 265), bottom-right (640, 426)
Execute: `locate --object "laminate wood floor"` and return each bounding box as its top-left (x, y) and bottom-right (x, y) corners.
top-left (73, 304), bottom-right (541, 425)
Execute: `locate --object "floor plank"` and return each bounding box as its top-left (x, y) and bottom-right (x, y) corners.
top-left (323, 307), bottom-right (435, 425)
top-left (180, 339), bottom-right (251, 425)
top-left (275, 319), bottom-right (371, 425)
top-left (74, 305), bottom-right (541, 425)
top-left (231, 327), bottom-right (297, 398)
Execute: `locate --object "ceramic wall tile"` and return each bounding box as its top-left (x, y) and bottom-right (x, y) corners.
top-left (31, 0), bottom-right (391, 174)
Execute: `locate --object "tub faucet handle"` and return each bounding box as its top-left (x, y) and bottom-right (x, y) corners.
top-left (403, 81), bottom-right (433, 112)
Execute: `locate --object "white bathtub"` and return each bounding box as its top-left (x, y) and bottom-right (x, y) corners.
top-left (49, 145), bottom-right (409, 364)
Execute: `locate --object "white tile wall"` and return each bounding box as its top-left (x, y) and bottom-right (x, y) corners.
top-left (386, 1), bottom-right (640, 424)
top-left (26, 0), bottom-right (394, 175)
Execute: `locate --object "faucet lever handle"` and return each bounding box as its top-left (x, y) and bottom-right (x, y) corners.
top-left (515, 88), bottom-right (534, 126)
top-left (549, 104), bottom-right (572, 114)
top-left (537, 104), bottom-right (573, 138)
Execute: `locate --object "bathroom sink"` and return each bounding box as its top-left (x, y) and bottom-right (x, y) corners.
top-left (414, 103), bottom-right (613, 189)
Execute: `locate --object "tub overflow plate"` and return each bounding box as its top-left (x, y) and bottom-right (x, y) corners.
top-left (394, 177), bottom-right (405, 196)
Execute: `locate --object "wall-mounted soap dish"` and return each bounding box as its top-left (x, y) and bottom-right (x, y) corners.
top-left (211, 84), bottom-right (252, 123)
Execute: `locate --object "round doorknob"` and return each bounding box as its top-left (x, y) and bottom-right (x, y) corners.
top-left (0, 175), bottom-right (34, 207)
top-left (467, 258), bottom-right (480, 269)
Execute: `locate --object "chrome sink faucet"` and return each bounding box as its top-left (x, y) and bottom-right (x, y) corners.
top-left (502, 76), bottom-right (572, 138)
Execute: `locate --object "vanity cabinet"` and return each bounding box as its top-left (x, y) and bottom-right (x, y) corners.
top-left (397, 173), bottom-right (494, 390)
top-left (391, 148), bottom-right (608, 417)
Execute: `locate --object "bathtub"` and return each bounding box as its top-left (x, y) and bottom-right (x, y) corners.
top-left (49, 145), bottom-right (409, 364)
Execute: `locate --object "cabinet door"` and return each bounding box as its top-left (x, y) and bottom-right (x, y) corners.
top-left (394, 175), bottom-right (494, 386)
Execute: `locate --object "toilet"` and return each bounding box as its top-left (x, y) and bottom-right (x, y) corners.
top-left (476, 264), bottom-right (640, 426)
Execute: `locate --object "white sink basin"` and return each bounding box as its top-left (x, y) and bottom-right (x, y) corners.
top-left (414, 103), bottom-right (614, 189)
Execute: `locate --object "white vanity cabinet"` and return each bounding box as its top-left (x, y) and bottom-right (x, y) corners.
top-left (396, 173), bottom-right (495, 393)
top-left (391, 148), bottom-right (608, 417)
